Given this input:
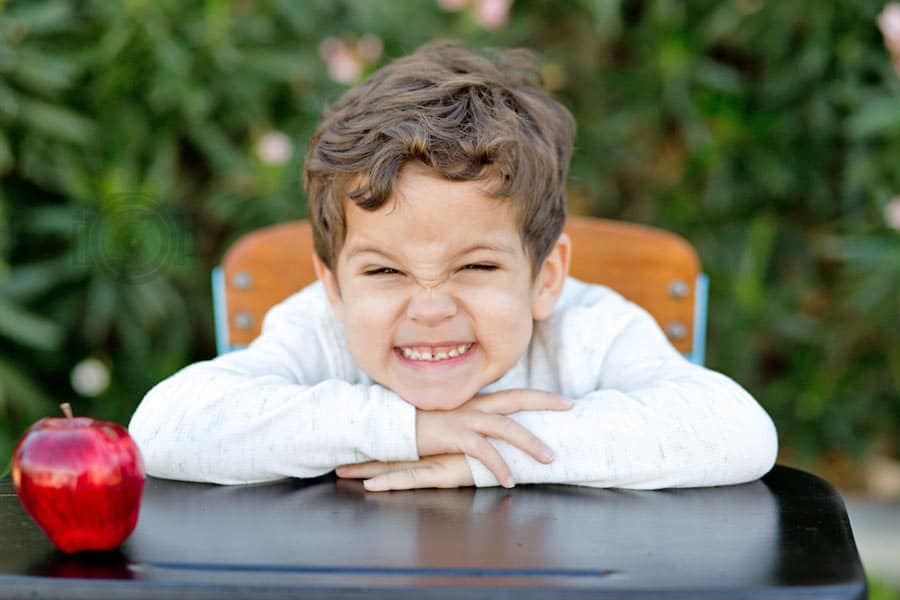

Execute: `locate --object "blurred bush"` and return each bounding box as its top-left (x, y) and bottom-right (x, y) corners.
top-left (0, 0), bottom-right (898, 473)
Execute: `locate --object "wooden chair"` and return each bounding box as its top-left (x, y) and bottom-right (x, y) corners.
top-left (212, 216), bottom-right (708, 364)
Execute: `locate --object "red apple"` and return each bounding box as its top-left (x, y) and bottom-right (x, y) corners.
top-left (11, 403), bottom-right (145, 554)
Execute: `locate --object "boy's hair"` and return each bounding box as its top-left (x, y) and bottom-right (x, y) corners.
top-left (303, 40), bottom-right (575, 274)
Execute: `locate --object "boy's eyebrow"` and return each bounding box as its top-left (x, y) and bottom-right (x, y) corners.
top-left (345, 242), bottom-right (517, 261)
top-left (455, 243), bottom-right (518, 256)
top-left (344, 245), bottom-right (400, 262)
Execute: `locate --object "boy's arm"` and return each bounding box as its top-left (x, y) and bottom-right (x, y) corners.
top-left (128, 283), bottom-right (418, 484)
top-left (464, 290), bottom-right (778, 489)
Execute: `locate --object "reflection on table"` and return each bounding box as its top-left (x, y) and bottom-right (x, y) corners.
top-left (0, 466), bottom-right (865, 599)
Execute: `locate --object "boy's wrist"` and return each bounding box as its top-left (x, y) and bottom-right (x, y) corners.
top-left (362, 385), bottom-right (420, 462)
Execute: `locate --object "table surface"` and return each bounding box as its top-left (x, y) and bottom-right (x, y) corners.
top-left (0, 466), bottom-right (866, 599)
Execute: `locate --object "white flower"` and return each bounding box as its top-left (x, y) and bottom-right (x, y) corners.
top-left (256, 131), bottom-right (293, 166)
top-left (884, 197), bottom-right (900, 231)
top-left (70, 357), bottom-right (110, 397)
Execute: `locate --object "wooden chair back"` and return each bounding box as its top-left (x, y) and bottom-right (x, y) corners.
top-left (213, 217), bottom-right (706, 363)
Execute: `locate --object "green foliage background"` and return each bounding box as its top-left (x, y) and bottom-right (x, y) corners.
top-left (1, 0), bottom-right (898, 474)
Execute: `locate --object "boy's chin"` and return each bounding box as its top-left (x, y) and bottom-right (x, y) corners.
top-left (397, 387), bottom-right (472, 412)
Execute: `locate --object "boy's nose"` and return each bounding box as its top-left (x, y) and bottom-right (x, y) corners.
top-left (406, 287), bottom-right (458, 324)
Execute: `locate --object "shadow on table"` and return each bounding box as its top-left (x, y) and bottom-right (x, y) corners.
top-left (28, 549), bottom-right (135, 579)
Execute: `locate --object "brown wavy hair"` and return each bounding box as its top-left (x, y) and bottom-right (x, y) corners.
top-left (303, 40), bottom-right (575, 275)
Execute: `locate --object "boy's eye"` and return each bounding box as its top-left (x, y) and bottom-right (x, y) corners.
top-left (461, 264), bottom-right (498, 271)
top-left (364, 267), bottom-right (401, 276)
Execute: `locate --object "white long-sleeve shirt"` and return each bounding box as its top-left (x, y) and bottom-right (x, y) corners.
top-left (128, 276), bottom-right (778, 488)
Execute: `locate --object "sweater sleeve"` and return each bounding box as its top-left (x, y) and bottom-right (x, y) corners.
top-left (128, 283), bottom-right (419, 484)
top-left (465, 284), bottom-right (778, 489)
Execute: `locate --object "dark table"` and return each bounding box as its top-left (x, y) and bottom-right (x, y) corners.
top-left (0, 466), bottom-right (866, 599)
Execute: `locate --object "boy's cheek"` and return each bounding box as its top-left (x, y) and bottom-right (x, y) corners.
top-left (345, 296), bottom-right (395, 327)
top-left (461, 288), bottom-right (533, 326)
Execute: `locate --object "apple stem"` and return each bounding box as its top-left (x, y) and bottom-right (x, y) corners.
top-left (60, 403), bottom-right (74, 419)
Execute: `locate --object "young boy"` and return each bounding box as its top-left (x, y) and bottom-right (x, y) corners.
top-left (128, 41), bottom-right (777, 491)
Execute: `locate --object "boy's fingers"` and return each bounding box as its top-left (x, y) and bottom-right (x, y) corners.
top-left (352, 453), bottom-right (511, 492)
top-left (470, 389), bottom-right (573, 414)
top-left (464, 434), bottom-right (516, 488)
top-left (471, 413), bottom-right (555, 465)
top-left (364, 467), bottom-right (430, 492)
top-left (363, 459), bottom-right (472, 492)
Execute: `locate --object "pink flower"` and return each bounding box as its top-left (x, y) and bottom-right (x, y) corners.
top-left (328, 51), bottom-right (362, 84)
top-left (884, 197), bottom-right (900, 231)
top-left (319, 34), bottom-right (383, 84)
top-left (319, 37), bottom-right (362, 84)
top-left (879, 3), bottom-right (900, 47)
top-left (436, 0), bottom-right (512, 29)
top-left (256, 131), bottom-right (293, 166)
top-left (878, 2), bottom-right (900, 71)
top-left (357, 34), bottom-right (383, 63)
top-left (474, 0), bottom-right (512, 29)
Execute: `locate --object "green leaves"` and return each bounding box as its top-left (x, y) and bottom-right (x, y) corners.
top-left (15, 99), bottom-right (95, 143)
top-left (0, 296), bottom-right (63, 351)
top-left (6, 48), bottom-right (79, 96)
top-left (0, 0), bottom-right (897, 468)
top-left (848, 96), bottom-right (900, 138)
top-left (733, 213), bottom-right (779, 316)
top-left (0, 1), bottom-right (73, 37)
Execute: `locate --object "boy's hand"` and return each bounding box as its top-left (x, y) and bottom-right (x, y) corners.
top-left (335, 454), bottom-right (473, 491)
top-left (415, 389), bottom-right (573, 489)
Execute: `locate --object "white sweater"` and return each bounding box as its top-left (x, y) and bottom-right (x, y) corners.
top-left (128, 277), bottom-right (778, 488)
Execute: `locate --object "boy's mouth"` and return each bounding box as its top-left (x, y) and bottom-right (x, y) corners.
top-left (396, 343), bottom-right (474, 362)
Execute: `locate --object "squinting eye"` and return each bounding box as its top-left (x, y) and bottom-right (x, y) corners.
top-left (364, 267), bottom-right (401, 276)
top-left (461, 264), bottom-right (498, 271)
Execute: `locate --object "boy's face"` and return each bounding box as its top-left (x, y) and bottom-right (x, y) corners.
top-left (314, 163), bottom-right (570, 411)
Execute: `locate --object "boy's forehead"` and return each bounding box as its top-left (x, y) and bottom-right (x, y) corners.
top-left (342, 209), bottom-right (520, 254)
top-left (339, 187), bottom-right (523, 261)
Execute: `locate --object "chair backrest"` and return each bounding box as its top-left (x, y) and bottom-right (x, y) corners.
top-left (213, 216), bottom-right (707, 364)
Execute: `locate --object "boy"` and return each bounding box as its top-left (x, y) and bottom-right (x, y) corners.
top-left (129, 41), bottom-right (777, 491)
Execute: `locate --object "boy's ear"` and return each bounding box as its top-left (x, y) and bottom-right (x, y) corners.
top-left (531, 232), bottom-right (571, 321)
top-left (312, 253), bottom-right (344, 318)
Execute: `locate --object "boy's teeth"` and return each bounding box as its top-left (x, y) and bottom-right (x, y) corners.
top-left (401, 343), bottom-right (471, 361)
